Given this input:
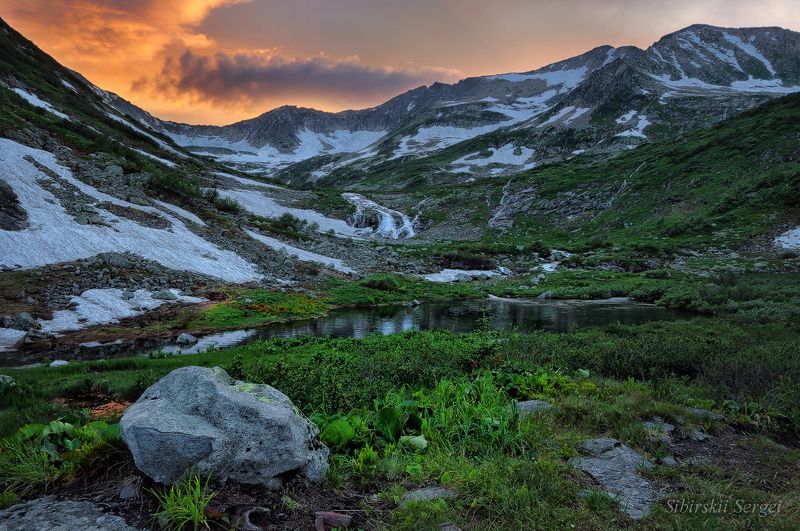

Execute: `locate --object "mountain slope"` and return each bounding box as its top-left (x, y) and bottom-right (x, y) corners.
top-left (104, 24), bottom-right (800, 187)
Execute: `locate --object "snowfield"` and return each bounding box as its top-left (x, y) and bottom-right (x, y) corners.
top-left (0, 139), bottom-right (262, 282)
top-left (168, 128), bottom-right (386, 172)
top-left (245, 230), bottom-right (355, 273)
top-left (423, 269), bottom-right (502, 283)
top-left (39, 289), bottom-right (207, 334)
top-left (215, 187), bottom-right (363, 237)
top-left (452, 144), bottom-right (535, 169)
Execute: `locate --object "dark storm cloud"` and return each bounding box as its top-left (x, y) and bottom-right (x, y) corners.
top-left (138, 49), bottom-right (461, 107)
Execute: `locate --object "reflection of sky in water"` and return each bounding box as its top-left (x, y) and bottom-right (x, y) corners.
top-left (152, 298), bottom-right (687, 356)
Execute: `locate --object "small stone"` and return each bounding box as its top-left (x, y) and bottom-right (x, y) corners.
top-left (581, 438), bottom-right (619, 456)
top-left (176, 333), bottom-right (198, 345)
top-left (516, 399), bottom-right (555, 418)
top-left (688, 429), bottom-right (709, 442)
top-left (118, 478), bottom-right (140, 500)
top-left (151, 289), bottom-right (177, 300)
top-left (0, 375), bottom-right (15, 389)
top-left (661, 456), bottom-right (678, 467)
top-left (537, 291), bottom-right (554, 300)
top-left (399, 487), bottom-right (455, 508)
top-left (50, 360), bottom-right (69, 367)
top-left (314, 511), bottom-right (352, 529)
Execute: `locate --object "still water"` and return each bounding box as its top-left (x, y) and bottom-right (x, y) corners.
top-left (158, 297), bottom-right (687, 355)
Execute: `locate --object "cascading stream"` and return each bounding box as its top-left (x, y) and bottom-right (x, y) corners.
top-left (342, 193), bottom-right (416, 239)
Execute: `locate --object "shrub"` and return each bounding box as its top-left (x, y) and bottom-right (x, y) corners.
top-left (360, 274), bottom-right (402, 292)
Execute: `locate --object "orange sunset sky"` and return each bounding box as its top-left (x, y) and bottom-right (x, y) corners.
top-left (2, 0), bottom-right (799, 125)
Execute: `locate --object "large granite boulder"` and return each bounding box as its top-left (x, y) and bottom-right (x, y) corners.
top-left (120, 366), bottom-right (329, 489)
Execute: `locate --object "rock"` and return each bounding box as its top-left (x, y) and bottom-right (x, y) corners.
top-left (97, 252), bottom-right (134, 269)
top-left (105, 164), bottom-right (124, 178)
top-left (3, 312), bottom-right (38, 331)
top-left (661, 456), bottom-right (678, 467)
top-left (118, 476), bottom-right (140, 500)
top-left (176, 333), bottom-right (198, 345)
top-left (516, 399), bottom-right (555, 418)
top-left (688, 429), bottom-right (709, 442)
top-left (497, 266), bottom-right (512, 276)
top-left (686, 407), bottom-right (725, 422)
top-left (571, 439), bottom-right (656, 519)
top-left (0, 496), bottom-right (135, 530)
top-left (120, 366), bottom-right (329, 488)
top-left (399, 487), bottom-right (455, 508)
top-left (581, 438), bottom-right (619, 456)
top-left (407, 299), bottom-right (421, 307)
top-left (0, 375), bottom-right (15, 389)
top-left (49, 360), bottom-right (69, 367)
top-left (151, 289), bottom-right (177, 301)
top-left (314, 511), bottom-right (352, 531)
top-left (537, 291), bottom-right (554, 300)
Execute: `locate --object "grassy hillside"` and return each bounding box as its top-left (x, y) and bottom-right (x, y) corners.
top-left (380, 93), bottom-right (800, 257)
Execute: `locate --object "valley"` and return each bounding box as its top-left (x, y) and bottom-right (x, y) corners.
top-left (0, 13), bottom-right (798, 530)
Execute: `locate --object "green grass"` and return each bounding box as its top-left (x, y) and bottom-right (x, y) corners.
top-left (150, 474), bottom-right (216, 531)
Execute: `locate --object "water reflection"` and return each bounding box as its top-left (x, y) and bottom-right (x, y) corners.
top-left (156, 297), bottom-right (687, 355)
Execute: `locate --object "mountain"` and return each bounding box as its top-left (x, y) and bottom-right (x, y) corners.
top-left (1, 14), bottom-right (799, 358)
top-left (101, 24), bottom-right (800, 187)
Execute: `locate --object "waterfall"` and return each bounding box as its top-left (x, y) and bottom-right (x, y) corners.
top-left (342, 193), bottom-right (416, 239)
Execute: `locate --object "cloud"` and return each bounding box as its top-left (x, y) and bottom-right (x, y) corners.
top-left (135, 49), bottom-right (462, 109)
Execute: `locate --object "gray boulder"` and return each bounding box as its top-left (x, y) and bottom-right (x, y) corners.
top-left (120, 366), bottom-right (329, 489)
top-left (686, 407), bottom-right (725, 422)
top-left (399, 487), bottom-right (455, 508)
top-left (176, 333), bottom-right (198, 345)
top-left (571, 438), bottom-right (656, 519)
top-left (0, 375), bottom-right (15, 390)
top-left (0, 497), bottom-right (135, 531)
top-left (3, 312), bottom-right (37, 331)
top-left (151, 289), bottom-right (177, 300)
top-left (516, 399), bottom-right (555, 418)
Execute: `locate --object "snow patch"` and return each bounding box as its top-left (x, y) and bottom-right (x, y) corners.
top-left (452, 144), bottom-right (535, 168)
top-left (39, 288), bottom-right (206, 334)
top-left (775, 226), bottom-right (800, 250)
top-left (722, 33), bottom-right (776, 76)
top-left (616, 115), bottom-right (651, 139)
top-left (245, 230), bottom-right (355, 273)
top-left (152, 199), bottom-right (205, 226)
top-left (0, 328), bottom-right (26, 352)
top-left (616, 110), bottom-right (637, 124)
top-left (12, 88), bottom-right (69, 120)
top-left (423, 269), bottom-right (503, 283)
top-left (133, 148), bottom-right (176, 167)
top-left (215, 188), bottom-right (362, 237)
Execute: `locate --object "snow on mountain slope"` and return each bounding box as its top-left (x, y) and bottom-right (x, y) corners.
top-left (214, 187), bottom-right (365, 237)
top-left (0, 139), bottom-right (261, 282)
top-left (245, 230), bottom-right (355, 273)
top-left (12, 88), bottom-right (69, 120)
top-left (100, 24), bottom-right (800, 186)
top-left (39, 288), bottom-right (207, 334)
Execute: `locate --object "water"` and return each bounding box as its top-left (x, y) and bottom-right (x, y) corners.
top-left (157, 297), bottom-right (688, 355)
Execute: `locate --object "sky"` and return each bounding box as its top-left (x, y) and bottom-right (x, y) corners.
top-left (2, 0), bottom-right (799, 125)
